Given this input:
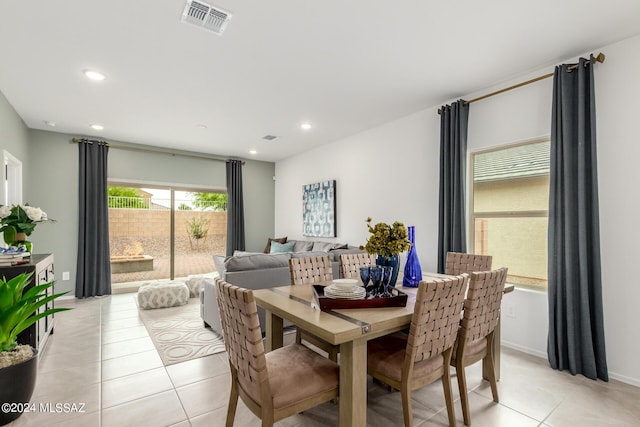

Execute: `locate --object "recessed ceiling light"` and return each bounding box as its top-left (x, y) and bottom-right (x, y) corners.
top-left (196, 124), bottom-right (208, 129)
top-left (83, 70), bottom-right (106, 81)
top-left (44, 120), bottom-right (56, 127)
top-left (249, 150), bottom-right (257, 155)
top-left (90, 124), bottom-right (104, 131)
top-left (300, 123), bottom-right (312, 130)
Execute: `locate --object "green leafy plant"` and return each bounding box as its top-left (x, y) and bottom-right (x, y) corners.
top-left (360, 217), bottom-right (411, 257)
top-left (0, 273), bottom-right (70, 353)
top-left (107, 186), bottom-right (149, 209)
top-left (186, 217), bottom-right (209, 240)
top-left (192, 192), bottom-right (227, 211)
top-left (0, 205), bottom-right (52, 245)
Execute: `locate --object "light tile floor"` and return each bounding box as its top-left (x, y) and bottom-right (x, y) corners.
top-left (7, 293), bottom-right (640, 426)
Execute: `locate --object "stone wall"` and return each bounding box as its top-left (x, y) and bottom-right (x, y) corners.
top-left (108, 209), bottom-right (227, 238)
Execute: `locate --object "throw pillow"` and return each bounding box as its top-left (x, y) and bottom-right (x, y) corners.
top-left (270, 241), bottom-right (296, 253)
top-left (312, 241), bottom-right (334, 252)
top-left (330, 242), bottom-right (349, 250)
top-left (264, 236), bottom-right (287, 253)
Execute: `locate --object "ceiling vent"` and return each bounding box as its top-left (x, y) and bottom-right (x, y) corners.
top-left (181, 0), bottom-right (232, 35)
top-left (262, 135), bottom-right (278, 141)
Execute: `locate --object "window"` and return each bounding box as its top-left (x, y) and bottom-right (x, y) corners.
top-left (471, 139), bottom-right (550, 289)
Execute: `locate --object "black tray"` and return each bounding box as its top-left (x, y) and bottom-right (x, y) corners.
top-left (312, 284), bottom-right (408, 311)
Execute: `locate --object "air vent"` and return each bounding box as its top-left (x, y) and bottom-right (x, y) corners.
top-left (262, 135), bottom-right (278, 141)
top-left (181, 0), bottom-right (232, 35)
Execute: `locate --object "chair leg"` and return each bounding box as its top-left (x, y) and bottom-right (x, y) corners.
top-left (441, 367), bottom-right (457, 427)
top-left (226, 379), bottom-right (239, 427)
top-left (295, 328), bottom-right (302, 345)
top-left (485, 334), bottom-right (499, 403)
top-left (456, 365), bottom-right (471, 426)
top-left (401, 384), bottom-right (413, 427)
top-left (328, 346), bottom-right (338, 363)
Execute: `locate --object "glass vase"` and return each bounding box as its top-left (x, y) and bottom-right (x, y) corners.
top-left (12, 232), bottom-right (32, 253)
top-left (402, 226), bottom-right (422, 287)
top-left (376, 254), bottom-right (400, 287)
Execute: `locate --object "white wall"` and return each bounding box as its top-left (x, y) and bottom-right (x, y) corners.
top-left (275, 34), bottom-right (640, 386)
top-left (276, 108), bottom-right (442, 272)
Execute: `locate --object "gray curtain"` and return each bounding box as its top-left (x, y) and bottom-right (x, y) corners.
top-left (76, 140), bottom-right (112, 298)
top-left (437, 100), bottom-right (469, 273)
top-left (226, 159), bottom-right (245, 255)
top-left (548, 56), bottom-right (608, 381)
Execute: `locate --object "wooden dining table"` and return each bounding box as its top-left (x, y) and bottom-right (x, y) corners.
top-left (252, 272), bottom-right (514, 427)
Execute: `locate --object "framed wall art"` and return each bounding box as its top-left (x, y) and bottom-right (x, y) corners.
top-left (302, 180), bottom-right (336, 237)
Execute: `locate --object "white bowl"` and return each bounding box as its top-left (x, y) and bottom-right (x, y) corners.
top-left (332, 278), bottom-right (359, 289)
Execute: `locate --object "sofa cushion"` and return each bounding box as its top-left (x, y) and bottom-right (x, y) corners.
top-left (225, 253), bottom-right (292, 272)
top-left (328, 247), bottom-right (369, 261)
top-left (291, 240), bottom-right (314, 252)
top-left (264, 236), bottom-right (287, 253)
top-left (311, 241), bottom-right (334, 252)
top-left (270, 241), bottom-right (296, 253)
top-left (213, 255), bottom-right (227, 275)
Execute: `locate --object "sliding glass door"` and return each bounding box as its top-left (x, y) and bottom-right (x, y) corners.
top-left (108, 184), bottom-right (226, 287)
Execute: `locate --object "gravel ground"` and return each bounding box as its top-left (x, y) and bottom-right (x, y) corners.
top-left (110, 235), bottom-right (226, 283)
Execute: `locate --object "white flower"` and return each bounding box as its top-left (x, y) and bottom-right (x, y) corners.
top-left (0, 206), bottom-right (10, 219)
top-left (22, 206), bottom-right (44, 222)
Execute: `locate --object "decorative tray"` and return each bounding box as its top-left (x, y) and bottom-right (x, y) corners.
top-left (312, 284), bottom-right (408, 311)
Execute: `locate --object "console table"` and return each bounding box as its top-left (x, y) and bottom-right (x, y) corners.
top-left (0, 254), bottom-right (55, 352)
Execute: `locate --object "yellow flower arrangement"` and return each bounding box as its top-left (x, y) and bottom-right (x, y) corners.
top-left (360, 217), bottom-right (411, 258)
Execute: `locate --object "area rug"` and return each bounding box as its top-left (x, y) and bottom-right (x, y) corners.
top-left (138, 298), bottom-right (226, 366)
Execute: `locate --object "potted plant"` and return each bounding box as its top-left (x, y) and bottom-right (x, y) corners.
top-left (360, 217), bottom-right (411, 286)
top-left (0, 204), bottom-right (53, 253)
top-left (0, 273), bottom-right (69, 425)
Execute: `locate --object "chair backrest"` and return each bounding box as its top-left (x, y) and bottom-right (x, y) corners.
top-left (460, 268), bottom-right (508, 344)
top-left (445, 252), bottom-right (492, 275)
top-left (339, 253), bottom-right (377, 278)
top-left (289, 255), bottom-right (333, 285)
top-left (406, 274), bottom-right (468, 363)
top-left (215, 278), bottom-right (269, 405)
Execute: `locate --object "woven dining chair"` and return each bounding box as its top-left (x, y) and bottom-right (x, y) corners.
top-left (339, 253), bottom-right (377, 279)
top-left (450, 267), bottom-right (508, 426)
top-left (445, 252), bottom-right (493, 275)
top-left (367, 274), bottom-right (469, 427)
top-left (288, 255), bottom-right (339, 362)
top-left (288, 255), bottom-right (334, 285)
top-left (215, 278), bottom-right (340, 427)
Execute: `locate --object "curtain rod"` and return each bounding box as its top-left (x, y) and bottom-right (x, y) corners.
top-left (71, 138), bottom-right (245, 164)
top-left (437, 52), bottom-right (605, 114)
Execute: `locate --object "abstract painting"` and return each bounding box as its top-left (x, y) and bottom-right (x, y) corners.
top-left (302, 180), bottom-right (336, 237)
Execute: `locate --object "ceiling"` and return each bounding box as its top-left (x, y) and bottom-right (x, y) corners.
top-left (1, 1), bottom-right (640, 162)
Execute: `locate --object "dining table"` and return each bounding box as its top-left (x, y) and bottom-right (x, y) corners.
top-left (252, 272), bottom-right (514, 427)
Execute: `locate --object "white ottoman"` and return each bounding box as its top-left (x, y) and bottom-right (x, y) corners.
top-left (137, 281), bottom-right (190, 310)
top-left (185, 276), bottom-right (215, 298)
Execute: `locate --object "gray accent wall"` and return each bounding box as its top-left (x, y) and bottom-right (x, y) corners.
top-left (22, 129), bottom-right (274, 295)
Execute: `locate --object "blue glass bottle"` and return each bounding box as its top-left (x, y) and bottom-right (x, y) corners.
top-left (402, 226), bottom-right (422, 287)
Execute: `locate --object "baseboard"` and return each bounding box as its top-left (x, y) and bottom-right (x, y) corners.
top-left (608, 371), bottom-right (640, 387)
top-left (501, 341), bottom-right (547, 359)
top-left (502, 341), bottom-right (640, 388)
